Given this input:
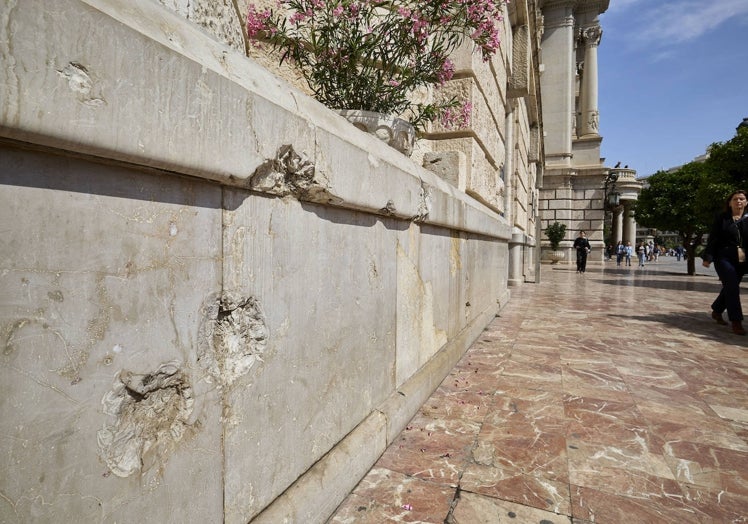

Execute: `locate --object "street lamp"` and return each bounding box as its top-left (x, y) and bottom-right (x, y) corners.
top-left (603, 171), bottom-right (621, 249)
top-left (604, 172), bottom-right (620, 209)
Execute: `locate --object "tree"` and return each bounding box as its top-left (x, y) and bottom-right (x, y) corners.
top-left (635, 126), bottom-right (748, 275)
top-left (706, 126), bottom-right (748, 190)
top-left (634, 162), bottom-right (712, 275)
top-left (695, 127), bottom-right (748, 220)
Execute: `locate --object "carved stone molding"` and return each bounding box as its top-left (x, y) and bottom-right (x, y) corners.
top-left (544, 14), bottom-right (576, 29)
top-left (540, 0), bottom-right (579, 10)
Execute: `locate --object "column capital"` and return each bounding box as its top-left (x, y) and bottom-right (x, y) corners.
top-left (580, 25), bottom-right (603, 46)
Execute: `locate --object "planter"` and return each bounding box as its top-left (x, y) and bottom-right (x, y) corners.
top-left (547, 250), bottom-right (565, 264)
top-left (336, 109), bottom-right (416, 156)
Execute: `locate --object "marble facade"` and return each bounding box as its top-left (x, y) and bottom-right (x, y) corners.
top-left (538, 0), bottom-right (642, 263)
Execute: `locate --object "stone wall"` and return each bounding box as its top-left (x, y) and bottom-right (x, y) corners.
top-left (0, 0), bottom-right (513, 522)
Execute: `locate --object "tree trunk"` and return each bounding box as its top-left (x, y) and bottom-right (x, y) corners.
top-left (686, 245), bottom-right (697, 275)
top-left (683, 232), bottom-right (704, 276)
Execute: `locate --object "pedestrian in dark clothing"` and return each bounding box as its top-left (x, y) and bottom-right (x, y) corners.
top-left (702, 189), bottom-right (748, 335)
top-left (573, 231), bottom-right (591, 273)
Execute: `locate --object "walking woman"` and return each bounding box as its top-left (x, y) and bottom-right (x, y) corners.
top-left (637, 241), bottom-right (647, 268)
top-left (702, 189), bottom-right (748, 335)
top-left (615, 240), bottom-right (624, 266)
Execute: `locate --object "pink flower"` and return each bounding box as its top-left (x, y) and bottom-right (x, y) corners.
top-left (441, 101), bottom-right (472, 129)
top-left (461, 101), bottom-right (473, 125)
top-left (246, 6), bottom-right (271, 39)
top-left (245, 0), bottom-right (506, 130)
top-left (437, 59), bottom-right (455, 85)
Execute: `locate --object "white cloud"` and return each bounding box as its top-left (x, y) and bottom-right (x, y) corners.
top-left (606, 0), bottom-right (748, 47)
top-left (641, 0), bottom-right (748, 43)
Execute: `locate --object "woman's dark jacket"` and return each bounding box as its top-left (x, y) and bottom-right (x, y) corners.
top-left (573, 236), bottom-right (591, 252)
top-left (702, 211), bottom-right (748, 264)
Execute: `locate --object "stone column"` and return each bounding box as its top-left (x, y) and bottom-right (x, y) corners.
top-left (578, 25), bottom-right (602, 137)
top-left (612, 207), bottom-right (623, 244)
top-left (621, 204), bottom-right (630, 245)
top-left (539, 2), bottom-right (577, 166)
top-left (621, 203), bottom-right (637, 245)
top-left (508, 233), bottom-right (524, 287)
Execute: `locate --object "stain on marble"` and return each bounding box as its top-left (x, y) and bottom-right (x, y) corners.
top-left (329, 467), bottom-right (456, 523)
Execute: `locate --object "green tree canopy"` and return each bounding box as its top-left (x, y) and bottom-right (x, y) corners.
top-left (635, 163), bottom-right (711, 275)
top-left (634, 125), bottom-right (748, 275)
top-left (707, 126), bottom-right (748, 189)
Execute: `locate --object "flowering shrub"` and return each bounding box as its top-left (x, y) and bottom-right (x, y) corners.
top-left (246, 0), bottom-right (506, 130)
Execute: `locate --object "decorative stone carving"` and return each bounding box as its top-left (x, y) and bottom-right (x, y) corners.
top-left (588, 110), bottom-right (599, 132)
top-left (336, 110), bottom-right (416, 156)
top-left (582, 25), bottom-right (603, 47)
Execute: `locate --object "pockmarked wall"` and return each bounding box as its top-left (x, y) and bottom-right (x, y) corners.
top-left (0, 0), bottom-right (511, 522)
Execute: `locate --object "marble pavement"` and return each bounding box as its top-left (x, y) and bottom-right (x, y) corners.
top-left (328, 257), bottom-right (748, 523)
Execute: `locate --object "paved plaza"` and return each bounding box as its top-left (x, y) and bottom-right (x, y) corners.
top-left (329, 257), bottom-right (748, 523)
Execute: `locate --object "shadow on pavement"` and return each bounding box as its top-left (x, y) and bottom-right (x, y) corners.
top-left (594, 278), bottom-right (722, 293)
top-left (607, 310), bottom-right (748, 345)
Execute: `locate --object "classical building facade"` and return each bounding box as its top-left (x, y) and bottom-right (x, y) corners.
top-left (538, 0), bottom-right (642, 261)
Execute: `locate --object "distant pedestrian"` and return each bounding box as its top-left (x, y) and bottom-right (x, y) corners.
top-left (624, 241), bottom-right (633, 266)
top-left (573, 230), bottom-right (591, 273)
top-left (616, 241), bottom-right (625, 266)
top-left (637, 241), bottom-right (647, 267)
top-left (702, 189), bottom-right (748, 335)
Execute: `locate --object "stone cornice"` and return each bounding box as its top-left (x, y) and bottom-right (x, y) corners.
top-left (540, 0), bottom-right (609, 16)
top-left (539, 0), bottom-right (577, 9)
top-left (575, 0), bottom-right (610, 16)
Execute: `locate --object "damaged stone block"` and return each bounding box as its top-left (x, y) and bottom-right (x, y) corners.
top-left (97, 362), bottom-right (194, 478)
top-left (249, 145), bottom-right (342, 205)
top-left (412, 182), bottom-right (433, 223)
top-left (198, 294), bottom-right (268, 388)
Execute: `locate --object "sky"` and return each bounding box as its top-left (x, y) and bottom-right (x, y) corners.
top-left (597, 0), bottom-right (748, 178)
